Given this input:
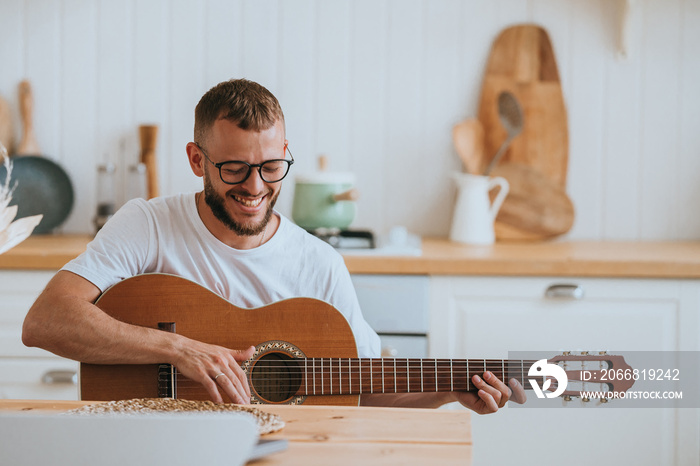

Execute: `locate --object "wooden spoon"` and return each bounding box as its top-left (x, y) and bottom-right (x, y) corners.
top-left (452, 118), bottom-right (485, 174)
top-left (16, 81), bottom-right (42, 155)
top-left (0, 95), bottom-right (15, 155)
top-left (139, 124), bottom-right (159, 199)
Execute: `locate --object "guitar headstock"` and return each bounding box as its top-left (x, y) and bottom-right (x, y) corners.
top-left (534, 352), bottom-right (635, 403)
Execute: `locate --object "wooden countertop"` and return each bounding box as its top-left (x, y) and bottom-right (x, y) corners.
top-left (345, 239), bottom-right (700, 278)
top-left (0, 399), bottom-right (472, 465)
top-left (2, 234), bottom-right (700, 278)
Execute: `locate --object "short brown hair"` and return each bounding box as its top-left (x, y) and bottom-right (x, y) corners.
top-left (194, 78), bottom-right (285, 145)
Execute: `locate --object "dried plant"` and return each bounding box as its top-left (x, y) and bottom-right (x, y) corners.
top-left (0, 143), bottom-right (43, 254)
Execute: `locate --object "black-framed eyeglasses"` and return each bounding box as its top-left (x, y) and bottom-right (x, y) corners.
top-left (196, 143), bottom-right (294, 185)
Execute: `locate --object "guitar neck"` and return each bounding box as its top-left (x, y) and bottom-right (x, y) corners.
top-left (255, 358), bottom-right (538, 397)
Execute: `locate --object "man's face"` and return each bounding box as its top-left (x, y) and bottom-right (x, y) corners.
top-left (198, 118), bottom-right (287, 236)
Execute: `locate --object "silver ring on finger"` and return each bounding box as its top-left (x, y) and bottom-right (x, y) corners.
top-left (214, 372), bottom-right (226, 381)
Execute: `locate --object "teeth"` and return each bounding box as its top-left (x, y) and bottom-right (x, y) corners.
top-left (233, 195), bottom-right (263, 207)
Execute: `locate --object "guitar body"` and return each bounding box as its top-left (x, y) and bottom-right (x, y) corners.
top-left (80, 274), bottom-right (359, 405)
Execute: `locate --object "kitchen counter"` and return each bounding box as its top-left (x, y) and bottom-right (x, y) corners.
top-left (2, 234), bottom-right (700, 278)
top-left (0, 399), bottom-right (472, 465)
top-left (345, 239), bottom-right (700, 278)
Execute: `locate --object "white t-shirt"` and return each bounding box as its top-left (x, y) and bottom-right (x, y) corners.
top-left (63, 193), bottom-right (380, 358)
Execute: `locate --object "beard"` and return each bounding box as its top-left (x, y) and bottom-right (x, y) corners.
top-left (202, 171), bottom-right (279, 236)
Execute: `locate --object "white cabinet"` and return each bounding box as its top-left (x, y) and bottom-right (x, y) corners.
top-left (0, 271), bottom-right (79, 400)
top-left (429, 276), bottom-right (700, 466)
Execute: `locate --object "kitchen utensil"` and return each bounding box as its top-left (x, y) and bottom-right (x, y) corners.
top-left (292, 155), bottom-right (358, 230)
top-left (449, 172), bottom-right (509, 245)
top-left (3, 80), bottom-right (73, 234)
top-left (478, 24), bottom-right (569, 240)
top-left (483, 91), bottom-right (523, 175)
top-left (0, 95), bottom-right (14, 154)
top-left (139, 124), bottom-right (159, 199)
top-left (452, 118), bottom-right (485, 174)
top-left (490, 163), bottom-right (574, 240)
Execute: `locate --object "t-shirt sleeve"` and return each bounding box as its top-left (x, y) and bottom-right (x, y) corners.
top-left (61, 199), bottom-right (155, 292)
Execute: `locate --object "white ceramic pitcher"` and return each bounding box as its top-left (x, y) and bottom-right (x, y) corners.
top-left (449, 172), bottom-right (509, 245)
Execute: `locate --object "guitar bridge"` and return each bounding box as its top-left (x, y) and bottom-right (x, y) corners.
top-left (157, 322), bottom-right (177, 398)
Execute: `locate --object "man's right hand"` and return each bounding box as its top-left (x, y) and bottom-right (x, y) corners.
top-left (171, 340), bottom-right (256, 404)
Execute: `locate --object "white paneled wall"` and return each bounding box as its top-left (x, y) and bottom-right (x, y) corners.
top-left (0, 0), bottom-right (698, 240)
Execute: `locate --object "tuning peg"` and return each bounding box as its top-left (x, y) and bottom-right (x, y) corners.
top-left (600, 398), bottom-right (609, 403)
top-left (598, 350), bottom-right (607, 355)
top-left (582, 397), bottom-right (590, 402)
top-left (581, 351), bottom-right (589, 355)
top-left (563, 395), bottom-right (572, 402)
top-left (562, 351), bottom-right (571, 356)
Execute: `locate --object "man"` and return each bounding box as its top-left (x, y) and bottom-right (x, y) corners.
top-left (22, 79), bottom-right (524, 412)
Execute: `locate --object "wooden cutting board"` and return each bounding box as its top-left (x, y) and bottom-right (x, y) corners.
top-left (478, 24), bottom-right (571, 240)
top-left (490, 163), bottom-right (574, 240)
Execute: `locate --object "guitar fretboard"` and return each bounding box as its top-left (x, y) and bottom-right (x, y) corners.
top-left (252, 358), bottom-right (538, 397)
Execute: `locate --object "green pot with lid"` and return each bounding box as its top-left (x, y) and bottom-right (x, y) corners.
top-left (292, 157), bottom-right (358, 230)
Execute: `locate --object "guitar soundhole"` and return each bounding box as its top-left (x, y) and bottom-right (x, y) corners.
top-left (251, 352), bottom-right (302, 403)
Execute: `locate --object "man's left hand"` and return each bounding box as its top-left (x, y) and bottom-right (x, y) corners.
top-left (454, 371), bottom-right (527, 414)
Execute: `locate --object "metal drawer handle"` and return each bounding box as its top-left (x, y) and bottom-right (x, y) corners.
top-left (544, 284), bottom-right (584, 300)
top-left (42, 370), bottom-right (78, 385)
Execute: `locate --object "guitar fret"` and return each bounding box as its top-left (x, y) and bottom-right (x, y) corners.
top-left (394, 359), bottom-right (397, 393)
top-left (349, 358), bottom-right (352, 394)
top-left (450, 360), bottom-right (454, 391)
top-left (370, 359), bottom-right (373, 394)
top-left (467, 360), bottom-right (471, 392)
top-left (406, 359), bottom-right (411, 393)
top-left (420, 359), bottom-right (424, 392)
top-left (501, 359), bottom-right (505, 382)
top-left (360, 359), bottom-right (363, 394)
top-left (435, 359), bottom-right (438, 392)
top-left (381, 359), bottom-right (385, 393)
top-left (339, 358), bottom-right (342, 395)
top-left (313, 358), bottom-right (316, 395)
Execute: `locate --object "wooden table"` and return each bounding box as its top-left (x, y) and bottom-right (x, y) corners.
top-left (0, 400), bottom-right (472, 465)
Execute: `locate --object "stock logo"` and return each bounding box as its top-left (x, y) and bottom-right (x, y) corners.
top-left (528, 359), bottom-right (568, 399)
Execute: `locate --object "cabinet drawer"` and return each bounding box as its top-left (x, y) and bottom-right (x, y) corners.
top-left (0, 271), bottom-right (56, 357)
top-left (351, 275), bottom-right (429, 334)
top-left (0, 358), bottom-right (79, 400)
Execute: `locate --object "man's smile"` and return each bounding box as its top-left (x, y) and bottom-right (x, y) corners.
top-left (232, 194), bottom-right (265, 208)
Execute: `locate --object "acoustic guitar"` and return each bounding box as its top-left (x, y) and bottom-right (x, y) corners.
top-left (80, 274), bottom-right (634, 405)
